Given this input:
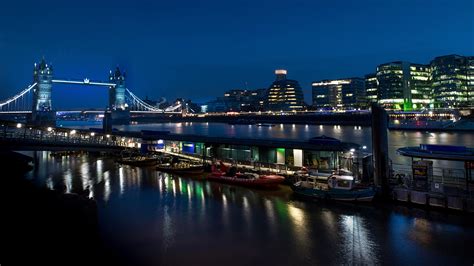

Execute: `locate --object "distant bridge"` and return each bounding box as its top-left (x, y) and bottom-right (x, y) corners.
top-left (0, 58), bottom-right (186, 125)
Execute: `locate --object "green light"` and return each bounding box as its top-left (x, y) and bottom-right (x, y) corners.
top-left (275, 199), bottom-right (288, 220)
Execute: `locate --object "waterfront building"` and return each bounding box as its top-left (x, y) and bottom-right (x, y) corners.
top-left (376, 61), bottom-right (409, 110)
top-left (469, 56), bottom-right (474, 106)
top-left (206, 88), bottom-right (266, 112)
top-left (223, 88), bottom-right (266, 112)
top-left (265, 70), bottom-right (305, 111)
top-left (312, 78), bottom-right (365, 110)
top-left (205, 99), bottom-right (227, 113)
top-left (365, 73), bottom-right (378, 105)
top-left (409, 64), bottom-right (432, 109)
top-left (376, 61), bottom-right (431, 110)
top-left (431, 54), bottom-right (473, 108)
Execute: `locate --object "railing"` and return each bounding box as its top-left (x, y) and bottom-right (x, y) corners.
top-left (391, 162), bottom-right (471, 195)
top-left (0, 124), bottom-right (138, 150)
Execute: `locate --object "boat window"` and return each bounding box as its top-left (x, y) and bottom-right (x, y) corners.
top-left (337, 180), bottom-right (351, 188)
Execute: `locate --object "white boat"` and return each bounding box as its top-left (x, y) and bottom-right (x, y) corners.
top-left (291, 170), bottom-right (375, 202)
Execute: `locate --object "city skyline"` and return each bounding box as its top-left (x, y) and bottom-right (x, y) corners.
top-left (0, 0), bottom-right (473, 109)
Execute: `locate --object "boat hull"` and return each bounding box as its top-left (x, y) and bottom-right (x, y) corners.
top-left (116, 158), bottom-right (158, 167)
top-left (156, 165), bottom-right (204, 175)
top-left (291, 185), bottom-right (375, 202)
top-left (208, 172), bottom-right (284, 188)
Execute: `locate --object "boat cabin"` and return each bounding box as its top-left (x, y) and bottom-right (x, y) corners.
top-left (298, 171), bottom-right (355, 191)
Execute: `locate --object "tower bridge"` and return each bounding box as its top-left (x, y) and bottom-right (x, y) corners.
top-left (0, 58), bottom-right (185, 126)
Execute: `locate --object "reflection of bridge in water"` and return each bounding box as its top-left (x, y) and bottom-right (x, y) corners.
top-left (0, 58), bottom-right (184, 126)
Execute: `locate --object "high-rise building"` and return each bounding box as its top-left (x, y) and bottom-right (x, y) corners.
top-left (431, 55), bottom-right (473, 108)
top-left (312, 78), bottom-right (365, 110)
top-left (409, 64), bottom-right (431, 109)
top-left (223, 88), bottom-right (266, 111)
top-left (376, 61), bottom-right (431, 110)
top-left (206, 88), bottom-right (266, 112)
top-left (468, 56), bottom-right (474, 106)
top-left (266, 70), bottom-right (305, 111)
top-left (365, 73), bottom-right (378, 104)
top-left (376, 61), bottom-right (409, 110)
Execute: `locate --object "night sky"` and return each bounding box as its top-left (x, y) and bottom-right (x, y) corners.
top-left (0, 0), bottom-right (473, 109)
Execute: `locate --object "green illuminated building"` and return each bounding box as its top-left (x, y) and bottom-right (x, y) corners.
top-left (376, 61), bottom-right (431, 110)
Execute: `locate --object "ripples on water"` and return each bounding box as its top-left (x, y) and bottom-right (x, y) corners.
top-left (23, 152), bottom-right (474, 265)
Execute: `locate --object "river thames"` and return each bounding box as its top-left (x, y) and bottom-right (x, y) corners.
top-left (20, 122), bottom-right (474, 265)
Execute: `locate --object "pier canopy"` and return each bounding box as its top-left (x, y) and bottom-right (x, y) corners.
top-left (140, 130), bottom-right (361, 171)
top-left (140, 131), bottom-right (359, 152)
top-left (397, 144), bottom-right (474, 162)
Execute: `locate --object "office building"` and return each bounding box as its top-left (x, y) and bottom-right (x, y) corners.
top-left (365, 73), bottom-right (378, 104)
top-left (266, 70), bottom-right (305, 111)
top-left (431, 54), bottom-right (473, 108)
top-left (312, 78), bottom-right (365, 110)
top-left (206, 88), bottom-right (267, 112)
top-left (376, 61), bottom-right (431, 110)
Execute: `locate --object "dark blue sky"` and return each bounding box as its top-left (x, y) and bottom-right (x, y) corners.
top-left (0, 0), bottom-right (473, 109)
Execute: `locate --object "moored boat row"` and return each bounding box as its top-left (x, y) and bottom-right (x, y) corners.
top-left (116, 152), bottom-right (375, 202)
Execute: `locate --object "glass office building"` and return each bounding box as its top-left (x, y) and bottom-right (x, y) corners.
top-left (312, 78), bottom-right (365, 110)
top-left (266, 70), bottom-right (305, 111)
top-left (431, 55), bottom-right (473, 108)
top-left (364, 73), bottom-right (378, 105)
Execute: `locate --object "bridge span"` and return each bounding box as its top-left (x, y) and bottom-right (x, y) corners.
top-left (0, 58), bottom-right (186, 126)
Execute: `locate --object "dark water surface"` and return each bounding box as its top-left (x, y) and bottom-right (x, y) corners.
top-left (24, 152), bottom-right (474, 265)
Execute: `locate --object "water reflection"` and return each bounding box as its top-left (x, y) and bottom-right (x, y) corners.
top-left (339, 214), bottom-right (375, 264)
top-left (23, 151), bottom-right (474, 266)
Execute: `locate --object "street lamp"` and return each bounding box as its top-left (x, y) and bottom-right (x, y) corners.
top-left (47, 127), bottom-right (52, 132)
top-left (16, 123), bottom-right (22, 128)
top-left (70, 130), bottom-right (76, 135)
top-left (90, 132), bottom-right (95, 137)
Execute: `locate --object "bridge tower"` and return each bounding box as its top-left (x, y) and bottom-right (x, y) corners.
top-left (107, 67), bottom-right (130, 125)
top-left (31, 58), bottom-right (56, 126)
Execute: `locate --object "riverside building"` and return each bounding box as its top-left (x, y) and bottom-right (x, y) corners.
top-left (431, 54), bottom-right (473, 108)
top-left (265, 70), bottom-right (305, 111)
top-left (312, 78), bottom-right (365, 110)
top-left (365, 73), bottom-right (378, 104)
top-left (376, 61), bottom-right (431, 111)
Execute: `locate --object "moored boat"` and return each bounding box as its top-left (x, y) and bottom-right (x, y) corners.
top-left (156, 161), bottom-right (204, 175)
top-left (208, 163), bottom-right (284, 188)
top-left (291, 170), bottom-right (375, 201)
top-left (116, 157), bottom-right (158, 167)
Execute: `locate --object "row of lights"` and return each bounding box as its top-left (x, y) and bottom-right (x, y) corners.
top-left (13, 123), bottom-right (138, 148)
top-left (16, 124), bottom-right (114, 139)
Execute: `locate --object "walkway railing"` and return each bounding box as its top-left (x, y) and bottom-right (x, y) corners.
top-left (391, 162), bottom-right (472, 197)
top-left (0, 123), bottom-right (138, 150)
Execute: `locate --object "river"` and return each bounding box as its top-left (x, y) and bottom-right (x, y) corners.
top-left (22, 150), bottom-right (474, 265)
